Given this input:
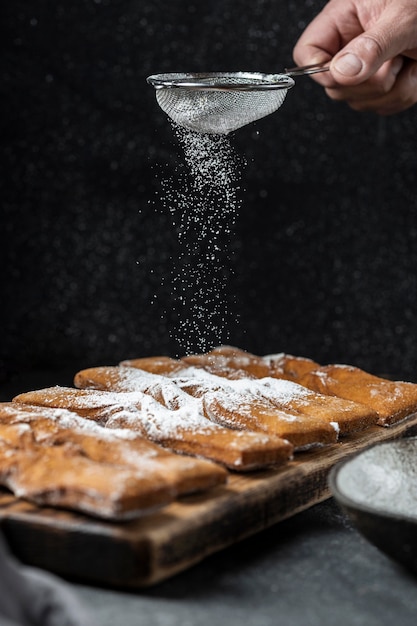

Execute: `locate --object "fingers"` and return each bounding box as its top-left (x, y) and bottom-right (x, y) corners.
top-left (293, 0), bottom-right (417, 114)
top-left (293, 2), bottom-right (360, 88)
top-left (329, 13), bottom-right (417, 85)
top-left (326, 59), bottom-right (417, 114)
top-left (325, 57), bottom-right (403, 101)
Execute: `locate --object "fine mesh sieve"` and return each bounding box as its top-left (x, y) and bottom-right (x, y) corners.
top-left (147, 63), bottom-right (329, 135)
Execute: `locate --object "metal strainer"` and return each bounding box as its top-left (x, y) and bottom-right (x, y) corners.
top-left (147, 63), bottom-right (329, 135)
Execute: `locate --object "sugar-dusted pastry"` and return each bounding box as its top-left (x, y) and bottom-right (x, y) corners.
top-left (179, 345), bottom-right (316, 381)
top-left (120, 356), bottom-right (185, 376)
top-left (74, 365), bottom-right (338, 448)
top-left (180, 346), bottom-right (319, 383)
top-left (4, 400), bottom-right (226, 496)
top-left (182, 345), bottom-right (272, 379)
top-left (14, 387), bottom-right (293, 471)
top-left (2, 401), bottom-right (230, 498)
top-left (202, 376), bottom-right (378, 437)
top-left (297, 365), bottom-right (417, 426)
top-left (170, 348), bottom-right (379, 435)
top-left (75, 364), bottom-right (154, 393)
top-left (120, 357), bottom-right (377, 438)
top-left (122, 346), bottom-right (272, 380)
top-left (201, 390), bottom-right (337, 448)
top-left (170, 368), bottom-right (341, 446)
top-left (261, 352), bottom-right (320, 381)
top-left (260, 353), bottom-right (417, 425)
top-left (0, 402), bottom-right (176, 519)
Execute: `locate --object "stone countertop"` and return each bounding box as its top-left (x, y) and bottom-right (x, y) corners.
top-left (72, 498), bottom-right (417, 626)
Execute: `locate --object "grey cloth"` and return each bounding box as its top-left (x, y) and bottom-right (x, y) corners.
top-left (0, 532), bottom-right (97, 626)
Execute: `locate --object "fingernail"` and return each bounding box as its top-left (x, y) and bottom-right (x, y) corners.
top-left (334, 53), bottom-right (363, 77)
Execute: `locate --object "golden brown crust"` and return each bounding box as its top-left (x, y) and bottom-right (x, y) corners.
top-left (174, 348), bottom-right (379, 435)
top-left (181, 347), bottom-right (319, 382)
top-left (202, 392), bottom-right (338, 448)
top-left (298, 365), bottom-right (417, 425)
top-left (74, 366), bottom-right (145, 392)
top-left (182, 346), bottom-right (271, 379)
top-left (74, 365), bottom-right (338, 448)
top-left (264, 353), bottom-right (320, 381)
top-left (203, 387), bottom-right (376, 440)
top-left (15, 386), bottom-right (293, 471)
top-left (0, 402), bottom-right (175, 519)
top-left (120, 356), bottom-right (185, 375)
top-left (107, 410), bottom-right (293, 470)
top-left (4, 400), bottom-right (227, 498)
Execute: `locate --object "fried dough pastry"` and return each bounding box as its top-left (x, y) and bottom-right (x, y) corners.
top-left (232, 349), bottom-right (417, 426)
top-left (201, 390), bottom-right (337, 447)
top-left (261, 352), bottom-right (319, 381)
top-left (0, 402), bottom-right (177, 519)
top-left (180, 346), bottom-right (317, 381)
top-left (120, 356), bottom-right (185, 375)
top-left (123, 346), bottom-right (270, 380)
top-left (164, 347), bottom-right (389, 433)
top-left (296, 365), bottom-right (417, 425)
top-left (74, 365), bottom-right (338, 448)
top-left (119, 357), bottom-right (377, 439)
top-left (182, 345), bottom-right (273, 379)
top-left (14, 387), bottom-right (293, 471)
top-left (203, 376), bottom-right (378, 437)
top-left (170, 369), bottom-right (342, 446)
top-left (1, 401), bottom-right (228, 501)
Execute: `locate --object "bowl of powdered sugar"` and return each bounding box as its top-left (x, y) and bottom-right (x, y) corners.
top-left (329, 436), bottom-right (417, 574)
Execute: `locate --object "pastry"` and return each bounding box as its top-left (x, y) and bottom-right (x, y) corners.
top-left (180, 346), bottom-right (317, 381)
top-left (123, 346), bottom-right (269, 380)
top-left (261, 352), bottom-right (319, 381)
top-left (182, 345), bottom-right (273, 379)
top-left (1, 401), bottom-right (227, 499)
top-left (120, 356), bottom-right (185, 375)
top-left (297, 365), bottom-right (417, 425)
top-left (119, 358), bottom-right (378, 438)
top-left (202, 376), bottom-right (378, 437)
top-left (74, 366), bottom-right (339, 448)
top-left (0, 402), bottom-right (176, 519)
top-left (14, 387), bottom-right (293, 471)
top-left (236, 349), bottom-right (417, 425)
top-left (161, 347), bottom-right (395, 432)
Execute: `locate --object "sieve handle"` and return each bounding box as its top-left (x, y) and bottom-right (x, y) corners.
top-left (284, 62), bottom-right (330, 77)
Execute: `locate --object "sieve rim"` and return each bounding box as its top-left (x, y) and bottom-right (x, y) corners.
top-left (147, 72), bottom-right (295, 92)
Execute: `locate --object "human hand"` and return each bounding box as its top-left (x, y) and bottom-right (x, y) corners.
top-left (293, 0), bottom-right (417, 114)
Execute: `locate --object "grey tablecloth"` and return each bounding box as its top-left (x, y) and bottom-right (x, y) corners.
top-left (0, 533), bottom-right (96, 626)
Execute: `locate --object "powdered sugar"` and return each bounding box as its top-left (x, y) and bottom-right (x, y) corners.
top-left (105, 394), bottom-right (219, 440)
top-left (336, 439), bottom-right (417, 518)
top-left (170, 365), bottom-right (311, 404)
top-left (5, 400), bottom-right (146, 443)
top-left (15, 387), bottom-right (220, 440)
top-left (262, 353), bottom-right (286, 362)
top-left (156, 124), bottom-right (245, 355)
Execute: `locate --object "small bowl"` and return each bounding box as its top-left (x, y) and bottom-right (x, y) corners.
top-left (329, 436), bottom-right (417, 573)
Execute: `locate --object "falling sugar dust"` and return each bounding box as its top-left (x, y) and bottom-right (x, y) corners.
top-left (157, 123), bottom-right (246, 355)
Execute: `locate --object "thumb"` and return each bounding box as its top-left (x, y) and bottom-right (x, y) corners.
top-left (331, 14), bottom-right (411, 83)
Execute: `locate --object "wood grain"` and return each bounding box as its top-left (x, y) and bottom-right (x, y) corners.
top-left (1, 415), bottom-right (417, 587)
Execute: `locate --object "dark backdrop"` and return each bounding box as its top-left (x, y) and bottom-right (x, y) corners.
top-left (2, 0), bottom-right (417, 384)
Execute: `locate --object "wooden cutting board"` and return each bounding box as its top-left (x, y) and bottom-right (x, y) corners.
top-left (1, 415), bottom-right (417, 588)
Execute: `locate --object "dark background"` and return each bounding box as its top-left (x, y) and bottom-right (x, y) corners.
top-left (1, 0), bottom-right (417, 387)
